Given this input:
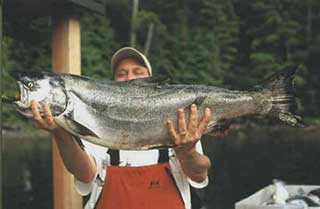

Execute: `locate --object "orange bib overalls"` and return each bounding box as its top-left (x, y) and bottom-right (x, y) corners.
top-left (96, 150), bottom-right (185, 209)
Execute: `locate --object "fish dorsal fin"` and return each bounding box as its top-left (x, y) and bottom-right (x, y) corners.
top-left (73, 136), bottom-right (85, 150)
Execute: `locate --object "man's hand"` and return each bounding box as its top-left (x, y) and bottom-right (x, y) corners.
top-left (166, 104), bottom-right (211, 159)
top-left (166, 104), bottom-right (212, 182)
top-left (31, 100), bottom-right (58, 132)
top-left (31, 99), bottom-right (96, 182)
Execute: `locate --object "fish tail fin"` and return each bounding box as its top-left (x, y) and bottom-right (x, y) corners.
top-left (264, 65), bottom-right (304, 127)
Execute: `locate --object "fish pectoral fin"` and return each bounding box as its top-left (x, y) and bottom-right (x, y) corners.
top-left (64, 115), bottom-right (100, 138)
top-left (73, 136), bottom-right (85, 150)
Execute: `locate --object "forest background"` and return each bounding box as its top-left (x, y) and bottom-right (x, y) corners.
top-left (2, 0), bottom-right (320, 209)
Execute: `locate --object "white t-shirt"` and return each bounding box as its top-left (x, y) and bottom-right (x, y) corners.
top-left (75, 140), bottom-right (209, 209)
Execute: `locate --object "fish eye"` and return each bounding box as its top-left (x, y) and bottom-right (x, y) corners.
top-left (27, 82), bottom-right (34, 88)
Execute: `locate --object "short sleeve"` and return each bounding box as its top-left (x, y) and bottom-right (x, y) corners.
top-left (188, 176), bottom-right (209, 188)
top-left (74, 140), bottom-right (108, 195)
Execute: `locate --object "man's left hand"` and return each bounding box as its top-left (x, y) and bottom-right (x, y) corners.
top-left (167, 104), bottom-right (211, 159)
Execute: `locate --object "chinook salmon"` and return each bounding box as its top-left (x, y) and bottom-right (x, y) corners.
top-left (4, 68), bottom-right (302, 150)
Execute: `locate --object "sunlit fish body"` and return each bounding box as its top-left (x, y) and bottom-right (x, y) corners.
top-left (6, 68), bottom-right (302, 150)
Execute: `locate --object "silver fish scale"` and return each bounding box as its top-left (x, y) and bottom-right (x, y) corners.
top-left (67, 83), bottom-right (204, 148)
top-left (69, 78), bottom-right (258, 149)
top-left (61, 75), bottom-right (267, 149)
top-left (11, 70), bottom-right (300, 150)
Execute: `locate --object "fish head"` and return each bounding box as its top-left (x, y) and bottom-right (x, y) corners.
top-left (10, 71), bottom-right (68, 118)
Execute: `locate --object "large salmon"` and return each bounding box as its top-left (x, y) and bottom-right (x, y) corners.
top-left (4, 68), bottom-right (302, 150)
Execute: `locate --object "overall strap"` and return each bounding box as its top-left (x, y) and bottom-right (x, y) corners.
top-left (158, 149), bottom-right (169, 163)
top-left (107, 149), bottom-right (119, 165)
top-left (107, 149), bottom-right (169, 165)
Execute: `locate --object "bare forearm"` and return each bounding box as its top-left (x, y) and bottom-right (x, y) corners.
top-left (30, 101), bottom-right (96, 183)
top-left (52, 128), bottom-right (97, 183)
top-left (176, 149), bottom-right (211, 183)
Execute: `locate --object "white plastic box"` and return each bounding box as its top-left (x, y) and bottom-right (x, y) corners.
top-left (236, 185), bottom-right (320, 209)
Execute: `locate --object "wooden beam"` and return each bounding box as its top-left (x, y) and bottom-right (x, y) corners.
top-left (52, 14), bottom-right (82, 209)
top-left (5, 0), bottom-right (106, 18)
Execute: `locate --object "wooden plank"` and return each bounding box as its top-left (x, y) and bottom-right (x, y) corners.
top-left (4, 0), bottom-right (106, 18)
top-left (68, 0), bottom-right (106, 15)
top-left (52, 14), bottom-right (82, 209)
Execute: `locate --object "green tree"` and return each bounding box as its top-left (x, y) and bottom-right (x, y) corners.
top-left (80, 13), bottom-right (117, 80)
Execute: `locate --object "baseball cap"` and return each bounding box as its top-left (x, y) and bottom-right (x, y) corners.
top-left (111, 47), bottom-right (152, 76)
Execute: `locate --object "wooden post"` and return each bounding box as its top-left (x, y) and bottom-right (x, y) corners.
top-left (51, 14), bottom-right (82, 209)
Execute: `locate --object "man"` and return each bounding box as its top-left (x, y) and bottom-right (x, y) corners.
top-left (31, 47), bottom-right (212, 209)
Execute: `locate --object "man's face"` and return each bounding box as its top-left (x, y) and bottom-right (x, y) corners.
top-left (114, 58), bottom-right (150, 82)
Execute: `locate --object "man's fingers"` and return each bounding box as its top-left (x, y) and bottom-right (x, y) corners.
top-left (198, 108), bottom-right (211, 134)
top-left (41, 102), bottom-right (53, 118)
top-left (169, 107), bottom-right (212, 149)
top-left (167, 119), bottom-right (179, 144)
top-left (178, 108), bottom-right (187, 135)
top-left (31, 100), bottom-right (42, 122)
top-left (31, 100), bottom-right (57, 131)
top-left (188, 104), bottom-right (198, 135)
top-left (41, 102), bottom-right (55, 126)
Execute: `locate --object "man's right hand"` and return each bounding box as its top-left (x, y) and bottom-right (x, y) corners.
top-left (31, 101), bottom-right (97, 183)
top-left (31, 100), bottom-right (58, 132)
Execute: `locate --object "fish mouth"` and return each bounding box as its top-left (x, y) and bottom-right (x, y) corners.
top-left (15, 81), bottom-right (29, 106)
top-left (13, 81), bottom-right (35, 118)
